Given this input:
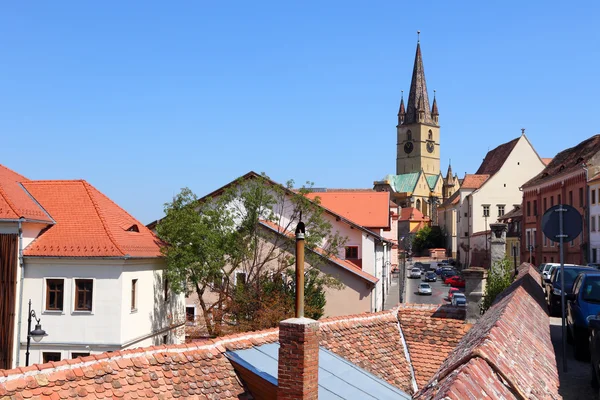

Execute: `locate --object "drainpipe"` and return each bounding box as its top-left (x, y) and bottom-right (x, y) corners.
top-left (15, 218), bottom-right (24, 367)
top-left (373, 236), bottom-right (377, 312)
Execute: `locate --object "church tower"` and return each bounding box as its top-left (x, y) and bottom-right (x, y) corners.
top-left (396, 38), bottom-right (440, 177)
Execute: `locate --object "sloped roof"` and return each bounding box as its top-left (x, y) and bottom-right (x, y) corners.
top-left (258, 219), bottom-right (378, 284)
top-left (425, 174), bottom-right (440, 190)
top-left (22, 181), bottom-right (162, 258)
top-left (475, 137), bottom-right (519, 175)
top-left (438, 191), bottom-right (460, 209)
top-left (542, 158), bottom-right (553, 166)
top-left (399, 207), bottom-right (429, 222)
top-left (460, 174), bottom-right (490, 190)
top-left (523, 134), bottom-right (600, 188)
top-left (305, 191), bottom-right (390, 228)
top-left (380, 172), bottom-right (420, 193)
top-left (415, 265), bottom-right (560, 399)
top-left (0, 164), bottom-right (53, 223)
top-left (397, 305), bottom-right (471, 388)
top-left (226, 343), bottom-right (411, 399)
top-left (0, 309), bottom-right (423, 398)
top-left (403, 42), bottom-right (435, 125)
top-left (498, 205), bottom-right (522, 222)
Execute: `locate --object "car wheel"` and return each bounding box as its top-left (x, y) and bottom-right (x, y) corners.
top-left (574, 328), bottom-right (591, 361)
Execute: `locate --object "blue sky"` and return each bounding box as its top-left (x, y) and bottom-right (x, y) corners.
top-left (1, 2), bottom-right (599, 224)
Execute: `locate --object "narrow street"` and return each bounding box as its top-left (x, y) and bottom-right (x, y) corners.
top-left (384, 260), bottom-right (451, 309)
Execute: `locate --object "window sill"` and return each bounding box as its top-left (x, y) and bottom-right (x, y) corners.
top-left (71, 310), bottom-right (93, 315)
top-left (42, 310), bottom-right (65, 315)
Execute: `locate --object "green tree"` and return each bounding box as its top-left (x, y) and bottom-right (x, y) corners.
top-left (481, 257), bottom-right (514, 313)
top-left (412, 225), bottom-right (445, 255)
top-left (156, 173), bottom-right (345, 336)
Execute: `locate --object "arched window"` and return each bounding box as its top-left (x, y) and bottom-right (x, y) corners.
top-left (428, 130), bottom-right (433, 140)
top-left (415, 199), bottom-right (421, 212)
top-left (407, 130), bottom-right (412, 141)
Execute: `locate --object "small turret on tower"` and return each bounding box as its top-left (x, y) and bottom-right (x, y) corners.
top-left (398, 91), bottom-right (405, 125)
top-left (431, 91), bottom-right (439, 125)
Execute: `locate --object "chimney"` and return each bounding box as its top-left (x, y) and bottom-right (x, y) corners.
top-left (489, 223), bottom-right (508, 271)
top-left (463, 267), bottom-right (488, 324)
top-left (277, 318), bottom-right (320, 399)
top-left (277, 216), bottom-right (319, 399)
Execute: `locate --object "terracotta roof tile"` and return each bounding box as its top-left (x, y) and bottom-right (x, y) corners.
top-left (475, 137), bottom-right (519, 176)
top-left (542, 157), bottom-right (553, 166)
top-left (415, 264), bottom-right (560, 399)
top-left (397, 304), bottom-right (471, 388)
top-left (399, 207), bottom-right (429, 222)
top-left (460, 174), bottom-right (490, 190)
top-left (305, 191), bottom-right (390, 229)
top-left (0, 311), bottom-right (415, 398)
top-left (0, 164), bottom-right (53, 222)
top-left (22, 181), bottom-right (162, 258)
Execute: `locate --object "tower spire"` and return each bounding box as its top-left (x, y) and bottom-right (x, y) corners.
top-left (398, 90), bottom-right (405, 125)
top-left (431, 90), bottom-right (439, 124)
top-left (404, 36), bottom-right (433, 125)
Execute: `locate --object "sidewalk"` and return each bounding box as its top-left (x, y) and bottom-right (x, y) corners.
top-left (384, 271), bottom-right (403, 310)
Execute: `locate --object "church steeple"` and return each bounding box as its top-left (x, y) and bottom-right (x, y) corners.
top-left (403, 40), bottom-right (434, 125)
top-left (398, 91), bottom-right (405, 125)
top-left (431, 91), bottom-right (439, 125)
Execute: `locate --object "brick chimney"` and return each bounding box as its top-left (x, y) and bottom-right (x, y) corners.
top-left (463, 267), bottom-right (488, 324)
top-left (277, 318), bottom-right (319, 399)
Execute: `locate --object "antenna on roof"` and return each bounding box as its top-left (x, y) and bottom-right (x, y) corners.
top-left (521, 128), bottom-right (526, 135)
top-left (417, 30), bottom-right (420, 43)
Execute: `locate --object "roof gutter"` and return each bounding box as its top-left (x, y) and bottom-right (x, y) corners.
top-left (0, 218), bottom-right (55, 225)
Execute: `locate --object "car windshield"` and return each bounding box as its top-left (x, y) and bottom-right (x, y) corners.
top-left (412, 268), bottom-right (420, 272)
top-left (556, 268), bottom-right (591, 288)
top-left (453, 293), bottom-right (465, 298)
top-left (582, 276), bottom-right (600, 303)
top-left (420, 284), bottom-right (429, 288)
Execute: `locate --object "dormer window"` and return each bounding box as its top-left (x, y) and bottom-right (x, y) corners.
top-left (126, 224), bottom-right (139, 232)
top-left (345, 246), bottom-right (358, 259)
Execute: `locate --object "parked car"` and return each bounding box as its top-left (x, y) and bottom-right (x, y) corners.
top-left (414, 262), bottom-right (423, 270)
top-left (451, 293), bottom-right (467, 307)
top-left (588, 263), bottom-right (600, 269)
top-left (589, 314), bottom-right (600, 388)
top-left (445, 276), bottom-right (466, 288)
top-left (447, 287), bottom-right (461, 300)
top-left (423, 272), bottom-right (437, 282)
top-left (566, 271), bottom-right (600, 360)
top-left (441, 269), bottom-right (459, 281)
top-left (409, 267), bottom-right (422, 279)
top-left (418, 283), bottom-right (432, 295)
top-left (544, 265), bottom-right (594, 316)
top-left (541, 263), bottom-right (579, 286)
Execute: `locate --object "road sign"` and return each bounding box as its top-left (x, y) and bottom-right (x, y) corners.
top-left (542, 204), bottom-right (583, 242)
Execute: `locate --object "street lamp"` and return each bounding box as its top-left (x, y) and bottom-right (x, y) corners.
top-left (26, 299), bottom-right (47, 366)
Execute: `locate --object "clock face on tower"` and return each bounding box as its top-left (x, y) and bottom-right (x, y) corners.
top-left (426, 141), bottom-right (434, 153)
top-left (404, 141), bottom-right (414, 154)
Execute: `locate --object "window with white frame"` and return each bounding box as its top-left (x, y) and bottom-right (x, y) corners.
top-left (497, 205), bottom-right (505, 217)
top-left (45, 278), bottom-right (64, 311)
top-left (74, 279), bottom-right (93, 312)
top-left (483, 205), bottom-right (490, 218)
top-left (532, 229), bottom-right (536, 248)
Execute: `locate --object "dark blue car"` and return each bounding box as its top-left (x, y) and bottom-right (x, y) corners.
top-left (567, 271), bottom-right (600, 360)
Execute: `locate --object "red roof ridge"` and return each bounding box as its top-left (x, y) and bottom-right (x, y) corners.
top-left (81, 180), bottom-right (126, 256)
top-left (0, 163), bottom-right (29, 182)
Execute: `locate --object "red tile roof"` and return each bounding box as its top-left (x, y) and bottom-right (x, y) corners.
top-left (0, 164), bottom-right (53, 222)
top-left (475, 137), bottom-right (519, 175)
top-left (399, 207), bottom-right (429, 222)
top-left (22, 181), bottom-right (162, 258)
top-left (305, 191), bottom-right (390, 229)
top-left (542, 157), bottom-right (553, 166)
top-left (0, 310), bottom-right (419, 398)
top-left (258, 219), bottom-right (378, 284)
top-left (415, 264), bottom-right (560, 399)
top-left (397, 304), bottom-right (471, 388)
top-left (460, 174), bottom-right (490, 189)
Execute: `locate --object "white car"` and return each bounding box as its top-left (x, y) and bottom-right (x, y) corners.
top-left (418, 283), bottom-right (432, 295)
top-left (410, 268), bottom-right (422, 278)
top-left (452, 293), bottom-right (467, 307)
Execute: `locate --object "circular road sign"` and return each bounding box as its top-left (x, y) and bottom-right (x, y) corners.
top-left (541, 204), bottom-right (583, 243)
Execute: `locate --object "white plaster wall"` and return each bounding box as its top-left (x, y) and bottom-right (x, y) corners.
top-left (470, 136), bottom-right (545, 234)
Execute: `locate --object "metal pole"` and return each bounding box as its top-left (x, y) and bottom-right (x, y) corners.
top-left (558, 205), bottom-right (567, 372)
top-left (25, 299), bottom-right (32, 367)
top-left (295, 220), bottom-right (305, 319)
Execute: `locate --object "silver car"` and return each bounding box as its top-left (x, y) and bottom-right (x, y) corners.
top-left (410, 267), bottom-right (422, 279)
top-left (418, 283), bottom-right (432, 295)
top-left (452, 293), bottom-right (467, 307)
